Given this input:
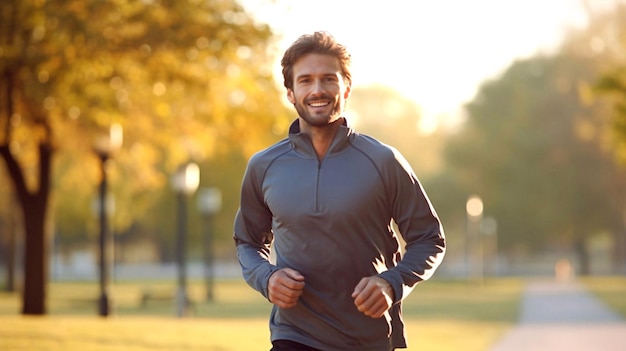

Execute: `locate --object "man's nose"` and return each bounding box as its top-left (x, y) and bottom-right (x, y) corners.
top-left (311, 80), bottom-right (324, 95)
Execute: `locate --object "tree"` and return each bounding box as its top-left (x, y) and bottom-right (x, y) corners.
top-left (591, 3), bottom-right (626, 166)
top-left (0, 0), bottom-right (289, 314)
top-left (442, 51), bottom-right (626, 274)
top-left (573, 1), bottom-right (626, 271)
top-left (597, 69), bottom-right (626, 164)
top-left (436, 1), bottom-right (626, 275)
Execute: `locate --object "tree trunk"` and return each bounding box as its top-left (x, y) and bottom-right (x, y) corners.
top-left (574, 238), bottom-right (591, 276)
top-left (21, 201), bottom-right (47, 314)
top-left (2, 207), bottom-right (17, 292)
top-left (6, 227), bottom-right (16, 292)
top-left (0, 142), bottom-right (52, 315)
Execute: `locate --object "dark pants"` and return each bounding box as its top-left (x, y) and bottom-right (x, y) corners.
top-left (270, 339), bottom-right (396, 351)
top-left (270, 340), bottom-right (321, 351)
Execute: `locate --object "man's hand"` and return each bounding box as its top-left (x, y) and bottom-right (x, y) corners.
top-left (268, 268), bottom-right (305, 308)
top-left (351, 276), bottom-right (394, 318)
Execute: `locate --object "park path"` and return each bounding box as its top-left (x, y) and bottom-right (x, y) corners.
top-left (488, 279), bottom-right (626, 351)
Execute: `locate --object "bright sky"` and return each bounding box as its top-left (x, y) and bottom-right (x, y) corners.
top-left (241, 0), bottom-right (614, 132)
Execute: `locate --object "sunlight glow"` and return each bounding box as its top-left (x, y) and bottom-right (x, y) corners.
top-left (241, 0), bottom-right (600, 132)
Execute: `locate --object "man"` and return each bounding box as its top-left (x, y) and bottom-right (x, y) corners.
top-left (234, 31), bottom-right (445, 351)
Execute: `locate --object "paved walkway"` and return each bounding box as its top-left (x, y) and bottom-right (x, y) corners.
top-left (489, 279), bottom-right (626, 351)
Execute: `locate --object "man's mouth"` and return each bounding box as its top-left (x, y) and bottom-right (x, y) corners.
top-left (308, 101), bottom-right (331, 107)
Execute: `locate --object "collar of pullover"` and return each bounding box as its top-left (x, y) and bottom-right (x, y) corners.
top-left (288, 118), bottom-right (353, 159)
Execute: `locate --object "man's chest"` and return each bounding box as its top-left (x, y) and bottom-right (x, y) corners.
top-left (262, 154), bottom-right (387, 219)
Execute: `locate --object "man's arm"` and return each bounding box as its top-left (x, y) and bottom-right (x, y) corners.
top-left (379, 148), bottom-right (446, 302)
top-left (233, 158), bottom-right (277, 299)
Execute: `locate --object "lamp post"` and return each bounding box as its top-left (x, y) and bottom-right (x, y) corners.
top-left (171, 163), bottom-right (200, 317)
top-left (465, 195), bottom-right (483, 283)
top-left (482, 216), bottom-right (498, 277)
top-left (197, 187), bottom-right (222, 302)
top-left (93, 124), bottom-right (123, 317)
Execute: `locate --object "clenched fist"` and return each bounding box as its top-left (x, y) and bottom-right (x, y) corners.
top-left (351, 276), bottom-right (394, 318)
top-left (268, 268), bottom-right (305, 308)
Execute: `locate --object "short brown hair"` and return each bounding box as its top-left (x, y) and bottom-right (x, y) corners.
top-left (281, 31), bottom-right (352, 91)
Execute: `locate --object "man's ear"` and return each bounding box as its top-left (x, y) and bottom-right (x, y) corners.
top-left (287, 89), bottom-right (295, 104)
top-left (343, 83), bottom-right (351, 100)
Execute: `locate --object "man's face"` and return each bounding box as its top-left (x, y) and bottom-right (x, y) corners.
top-left (287, 53), bottom-right (351, 128)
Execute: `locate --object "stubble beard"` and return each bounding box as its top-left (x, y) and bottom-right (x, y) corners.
top-left (293, 94), bottom-right (344, 128)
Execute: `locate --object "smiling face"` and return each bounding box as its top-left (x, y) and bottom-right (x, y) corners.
top-left (287, 53), bottom-right (351, 129)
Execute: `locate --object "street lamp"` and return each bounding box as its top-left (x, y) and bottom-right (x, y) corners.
top-left (171, 162), bottom-right (200, 317)
top-left (197, 187), bottom-right (222, 301)
top-left (482, 216), bottom-right (498, 277)
top-left (465, 195), bottom-right (483, 283)
top-left (93, 124), bottom-right (123, 317)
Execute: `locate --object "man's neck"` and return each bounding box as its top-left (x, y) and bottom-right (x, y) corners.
top-left (299, 117), bottom-right (344, 160)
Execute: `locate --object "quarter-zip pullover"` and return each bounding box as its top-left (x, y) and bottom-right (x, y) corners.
top-left (234, 118), bottom-right (445, 350)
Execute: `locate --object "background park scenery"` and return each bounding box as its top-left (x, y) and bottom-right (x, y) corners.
top-left (2, 0), bottom-right (626, 350)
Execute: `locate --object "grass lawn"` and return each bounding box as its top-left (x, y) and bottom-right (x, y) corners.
top-left (582, 276), bottom-right (626, 318)
top-left (0, 277), bottom-right (523, 351)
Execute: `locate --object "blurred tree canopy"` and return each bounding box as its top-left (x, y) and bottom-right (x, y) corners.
top-left (437, 2), bottom-right (626, 275)
top-left (591, 4), bottom-right (626, 165)
top-left (347, 84), bottom-right (446, 178)
top-left (0, 0), bottom-right (290, 314)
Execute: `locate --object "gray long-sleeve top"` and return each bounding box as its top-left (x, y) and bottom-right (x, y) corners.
top-left (234, 119), bottom-right (445, 350)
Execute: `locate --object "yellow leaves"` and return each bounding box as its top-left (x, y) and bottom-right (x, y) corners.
top-left (63, 45), bottom-right (77, 62)
top-left (125, 142), bottom-right (166, 192)
top-left (577, 81), bottom-right (596, 107)
top-left (37, 70), bottom-right (50, 83)
top-left (31, 25), bottom-right (46, 41)
top-left (154, 102), bottom-right (171, 118)
top-left (66, 0), bottom-right (87, 17)
top-left (119, 21), bottom-right (148, 41)
top-left (195, 37), bottom-right (210, 50)
top-left (222, 9), bottom-right (249, 26)
top-left (2, 0), bottom-right (290, 243)
top-left (54, 146), bottom-right (100, 198)
top-left (152, 82), bottom-right (167, 96)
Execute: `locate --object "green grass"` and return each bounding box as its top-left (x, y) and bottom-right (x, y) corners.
top-left (402, 278), bottom-right (523, 350)
top-left (0, 277), bottom-right (523, 351)
top-left (582, 276), bottom-right (626, 318)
